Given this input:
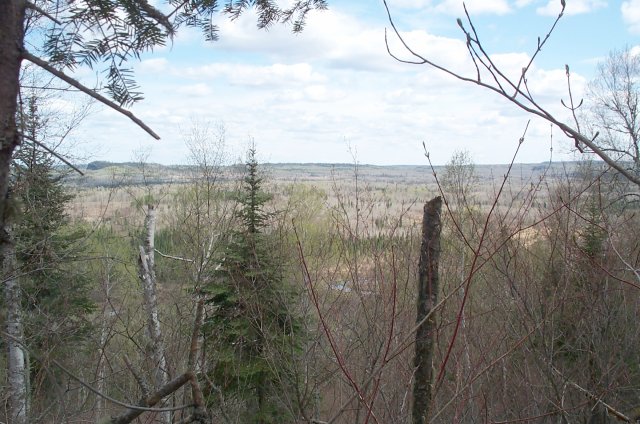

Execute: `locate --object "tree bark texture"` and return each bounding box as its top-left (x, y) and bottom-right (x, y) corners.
top-left (412, 196), bottom-right (442, 424)
top-left (138, 204), bottom-right (170, 423)
top-left (4, 234), bottom-right (28, 424)
top-left (1, 11), bottom-right (28, 418)
top-left (0, 0), bottom-right (26, 238)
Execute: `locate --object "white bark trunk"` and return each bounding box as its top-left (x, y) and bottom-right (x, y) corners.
top-left (4, 236), bottom-right (28, 424)
top-left (138, 205), bottom-right (170, 423)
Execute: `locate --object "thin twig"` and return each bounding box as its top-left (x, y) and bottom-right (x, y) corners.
top-left (154, 249), bottom-right (195, 263)
top-left (0, 331), bottom-right (192, 413)
top-left (22, 51), bottom-right (161, 140)
top-left (610, 240), bottom-right (640, 282)
top-left (549, 364), bottom-right (631, 422)
top-left (123, 354), bottom-right (151, 398)
top-left (435, 122), bottom-right (529, 391)
top-left (26, 1), bottom-right (62, 24)
top-left (383, 1), bottom-right (640, 187)
top-left (561, 65), bottom-right (585, 152)
top-left (18, 132), bottom-right (84, 175)
top-left (293, 222), bottom-right (377, 421)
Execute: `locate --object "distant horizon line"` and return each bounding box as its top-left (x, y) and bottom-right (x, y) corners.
top-left (81, 159), bottom-right (590, 168)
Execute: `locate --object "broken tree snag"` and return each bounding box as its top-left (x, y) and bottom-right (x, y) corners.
top-left (412, 196), bottom-right (443, 424)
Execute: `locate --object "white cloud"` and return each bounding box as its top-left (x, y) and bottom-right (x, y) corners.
top-left (137, 58), bottom-right (169, 73)
top-left (211, 9), bottom-right (436, 73)
top-left (181, 83), bottom-right (213, 97)
top-left (515, 0), bottom-right (536, 7)
top-left (74, 3), bottom-right (601, 166)
top-left (388, 30), bottom-right (473, 75)
top-left (200, 7), bottom-right (516, 77)
top-left (537, 0), bottom-right (607, 16)
top-left (434, 0), bottom-right (512, 15)
top-left (274, 85), bottom-right (347, 102)
top-left (527, 67), bottom-right (586, 101)
top-left (622, 0), bottom-right (640, 34)
top-left (392, 0), bottom-right (434, 8)
top-left (393, 0), bottom-right (512, 15)
top-left (182, 63), bottom-right (325, 87)
top-left (487, 52), bottom-right (532, 82)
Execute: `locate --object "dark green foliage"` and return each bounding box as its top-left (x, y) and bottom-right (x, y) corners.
top-left (205, 147), bottom-right (303, 423)
top-left (579, 199), bottom-right (606, 258)
top-left (11, 96), bottom-right (95, 377)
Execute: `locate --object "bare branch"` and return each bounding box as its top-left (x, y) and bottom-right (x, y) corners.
top-left (383, 1), bottom-right (640, 188)
top-left (549, 365), bottom-right (632, 422)
top-left (0, 331), bottom-right (192, 414)
top-left (512, 1), bottom-right (565, 95)
top-left (154, 248), bottom-right (195, 263)
top-left (22, 51), bottom-right (160, 140)
top-left (17, 132), bottom-right (84, 175)
top-left (25, 1), bottom-right (62, 25)
top-left (109, 372), bottom-right (194, 424)
top-left (123, 355), bottom-right (151, 399)
top-left (133, 0), bottom-right (174, 34)
top-left (609, 240), bottom-right (640, 283)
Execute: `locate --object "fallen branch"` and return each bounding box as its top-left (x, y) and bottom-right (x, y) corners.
top-left (549, 365), bottom-right (632, 423)
top-left (107, 372), bottom-right (194, 424)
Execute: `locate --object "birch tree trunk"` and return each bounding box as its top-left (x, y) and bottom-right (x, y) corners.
top-left (4, 231), bottom-right (28, 424)
top-left (412, 196), bottom-right (442, 424)
top-left (138, 204), bottom-right (170, 423)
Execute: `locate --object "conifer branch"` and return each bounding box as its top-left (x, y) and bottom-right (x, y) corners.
top-left (133, 0), bottom-right (174, 34)
top-left (22, 51), bottom-right (161, 140)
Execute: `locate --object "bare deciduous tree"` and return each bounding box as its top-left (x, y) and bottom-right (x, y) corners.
top-left (383, 1), bottom-right (640, 188)
top-left (586, 48), bottom-right (640, 176)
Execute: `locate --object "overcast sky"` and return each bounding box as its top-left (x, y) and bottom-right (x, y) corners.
top-left (67, 0), bottom-right (640, 165)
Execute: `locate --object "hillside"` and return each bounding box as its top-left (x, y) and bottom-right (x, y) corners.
top-left (66, 161), bottom-right (582, 188)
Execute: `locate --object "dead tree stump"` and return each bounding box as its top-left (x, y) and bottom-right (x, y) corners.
top-left (412, 196), bottom-right (442, 424)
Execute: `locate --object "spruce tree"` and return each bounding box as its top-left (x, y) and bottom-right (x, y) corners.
top-left (11, 96), bottom-right (94, 395)
top-left (206, 146), bottom-right (302, 423)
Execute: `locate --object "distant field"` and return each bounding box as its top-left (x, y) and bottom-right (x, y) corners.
top-left (64, 161), bottom-right (582, 230)
top-left (65, 161), bottom-right (580, 186)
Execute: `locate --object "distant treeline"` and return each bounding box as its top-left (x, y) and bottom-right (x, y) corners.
top-left (85, 161), bottom-right (146, 170)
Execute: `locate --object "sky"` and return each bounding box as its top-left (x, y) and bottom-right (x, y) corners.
top-left (63, 0), bottom-right (640, 166)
